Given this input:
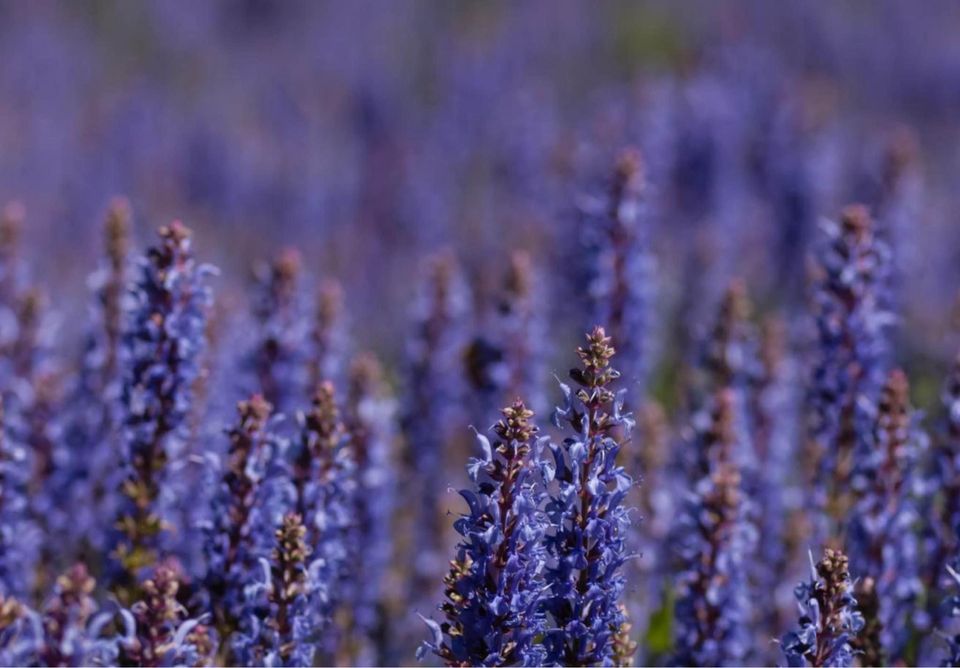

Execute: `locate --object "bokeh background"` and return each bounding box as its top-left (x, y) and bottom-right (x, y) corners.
top-left (3, 0), bottom-right (960, 388)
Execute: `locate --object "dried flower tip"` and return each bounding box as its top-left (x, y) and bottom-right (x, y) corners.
top-left (494, 399), bottom-right (537, 443)
top-left (840, 204), bottom-right (872, 239)
top-left (159, 219), bottom-right (191, 244)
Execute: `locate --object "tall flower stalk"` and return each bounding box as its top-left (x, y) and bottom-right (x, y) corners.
top-left (289, 381), bottom-right (355, 659)
top-left (581, 149), bottom-right (656, 397)
top-left (673, 389), bottom-right (756, 667)
top-left (809, 205), bottom-right (893, 536)
top-left (400, 253), bottom-right (469, 603)
top-left (846, 369), bottom-right (923, 664)
top-left (203, 394), bottom-right (277, 642)
top-left (233, 513), bottom-right (321, 667)
top-left (110, 221), bottom-right (214, 600)
top-left (542, 326), bottom-right (635, 666)
top-left (780, 548), bottom-right (865, 668)
top-left (419, 399), bottom-right (547, 666)
top-left (246, 249), bottom-right (308, 414)
top-left (339, 354), bottom-right (397, 665)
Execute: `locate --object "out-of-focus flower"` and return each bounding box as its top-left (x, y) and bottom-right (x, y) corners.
top-left (419, 399), bottom-right (547, 666)
top-left (400, 252), bottom-right (469, 603)
top-left (110, 221), bottom-right (214, 600)
top-left (673, 389), bottom-right (756, 667)
top-left (847, 369), bottom-right (923, 664)
top-left (308, 279), bottom-right (347, 392)
top-left (244, 249), bottom-right (308, 415)
top-left (203, 394), bottom-right (278, 641)
top-left (581, 149), bottom-right (656, 398)
top-left (808, 205), bottom-right (893, 534)
top-left (119, 563), bottom-right (216, 667)
top-left (338, 353), bottom-right (397, 665)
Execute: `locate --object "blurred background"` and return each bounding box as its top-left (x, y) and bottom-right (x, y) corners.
top-left (2, 0), bottom-right (960, 395)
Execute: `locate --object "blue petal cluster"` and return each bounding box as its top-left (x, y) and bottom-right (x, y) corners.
top-left (846, 369), bottom-right (923, 662)
top-left (808, 205), bottom-right (893, 534)
top-left (673, 389), bottom-right (756, 667)
top-left (780, 549), bottom-right (865, 668)
top-left (419, 399), bottom-right (548, 666)
top-left (244, 249), bottom-right (310, 415)
top-left (109, 221), bottom-right (214, 596)
top-left (542, 326), bottom-right (635, 666)
top-left (339, 354), bottom-right (397, 665)
top-left (581, 149), bottom-right (656, 395)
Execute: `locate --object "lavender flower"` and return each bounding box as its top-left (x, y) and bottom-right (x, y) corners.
top-left (780, 548), bottom-right (865, 667)
top-left (673, 389), bottom-right (756, 667)
top-left (110, 221), bottom-right (214, 599)
top-left (808, 205), bottom-right (893, 533)
top-left (419, 399), bottom-right (547, 666)
top-left (542, 326), bottom-right (635, 666)
top-left (497, 250), bottom-right (548, 416)
top-left (846, 369), bottom-right (923, 663)
top-left (581, 149), bottom-right (656, 396)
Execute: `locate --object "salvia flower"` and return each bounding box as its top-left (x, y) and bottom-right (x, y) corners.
top-left (542, 326), bottom-right (635, 666)
top-left (110, 221), bottom-right (214, 599)
top-left (308, 279), bottom-right (347, 392)
top-left (673, 389), bottom-right (756, 667)
top-left (780, 548), bottom-right (865, 667)
top-left (119, 563), bottom-right (215, 667)
top-left (245, 249), bottom-right (309, 414)
top-left (846, 369), bottom-right (923, 663)
top-left (808, 205), bottom-right (893, 532)
top-left (59, 198), bottom-right (132, 556)
top-left (940, 563), bottom-right (960, 666)
top-left (203, 394), bottom-right (278, 639)
top-left (580, 149), bottom-right (656, 396)
top-left (400, 252), bottom-right (469, 600)
top-left (339, 353), bottom-right (397, 665)
top-left (29, 563), bottom-right (119, 666)
top-left (289, 381), bottom-right (355, 657)
top-left (0, 396), bottom-right (39, 599)
top-left (419, 399), bottom-right (548, 666)
top-left (924, 354), bottom-right (960, 632)
top-left (233, 513), bottom-right (320, 667)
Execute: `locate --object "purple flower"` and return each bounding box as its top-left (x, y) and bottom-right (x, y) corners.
top-left (780, 548), bottom-right (865, 668)
top-left (202, 394), bottom-right (279, 641)
top-left (119, 563), bottom-right (216, 667)
top-left (846, 369), bottom-right (924, 663)
top-left (673, 389), bottom-right (756, 667)
top-left (244, 249), bottom-right (309, 415)
top-left (232, 513), bottom-right (321, 667)
top-left (580, 149), bottom-right (656, 397)
top-left (109, 221), bottom-right (214, 600)
top-left (542, 326), bottom-right (635, 666)
top-left (808, 205), bottom-right (893, 535)
top-left (338, 354), bottom-right (397, 665)
top-left (419, 399), bottom-right (548, 666)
